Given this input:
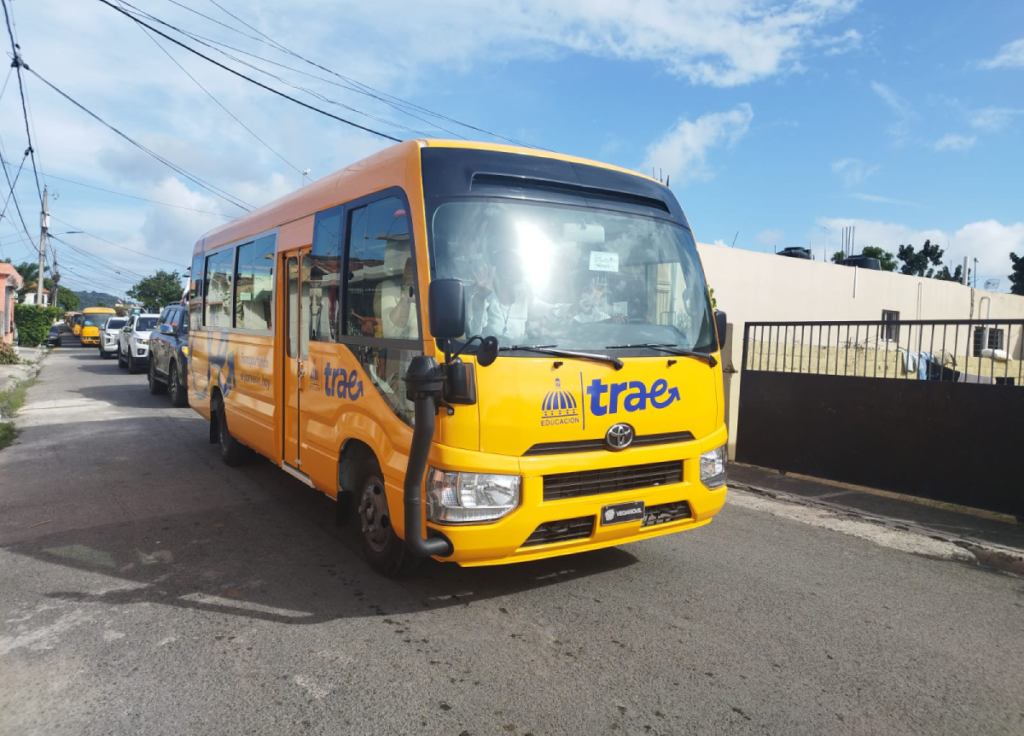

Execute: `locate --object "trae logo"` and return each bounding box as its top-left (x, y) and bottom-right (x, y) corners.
top-left (585, 378), bottom-right (680, 416)
top-left (540, 378), bottom-right (580, 426)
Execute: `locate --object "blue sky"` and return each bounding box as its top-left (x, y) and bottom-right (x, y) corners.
top-left (1, 0), bottom-right (1022, 296)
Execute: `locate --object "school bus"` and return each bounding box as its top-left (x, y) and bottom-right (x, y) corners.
top-left (65, 311), bottom-right (81, 332)
top-left (79, 307), bottom-right (116, 346)
top-left (189, 140), bottom-right (728, 574)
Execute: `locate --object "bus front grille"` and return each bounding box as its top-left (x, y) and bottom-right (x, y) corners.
top-left (521, 516), bottom-right (594, 547)
top-left (542, 461), bottom-right (683, 501)
top-left (642, 501), bottom-right (692, 527)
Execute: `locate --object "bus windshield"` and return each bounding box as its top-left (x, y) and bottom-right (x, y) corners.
top-left (430, 199), bottom-right (715, 354)
top-left (83, 314), bottom-right (112, 328)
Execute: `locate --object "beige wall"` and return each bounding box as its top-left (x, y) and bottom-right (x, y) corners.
top-left (695, 242), bottom-right (1024, 458)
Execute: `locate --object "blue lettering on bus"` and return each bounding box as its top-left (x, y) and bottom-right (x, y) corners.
top-left (586, 378), bottom-right (679, 415)
top-left (324, 363), bottom-right (364, 401)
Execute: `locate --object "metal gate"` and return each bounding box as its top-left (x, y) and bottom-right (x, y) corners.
top-left (735, 319), bottom-right (1024, 516)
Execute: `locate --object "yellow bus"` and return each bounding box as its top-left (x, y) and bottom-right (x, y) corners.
top-left (79, 307), bottom-right (116, 346)
top-left (65, 311), bottom-right (81, 332)
top-left (189, 140), bottom-right (728, 574)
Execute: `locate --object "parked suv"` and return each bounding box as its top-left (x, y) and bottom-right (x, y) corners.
top-left (118, 313), bottom-right (160, 373)
top-left (99, 317), bottom-right (126, 359)
top-left (148, 304), bottom-right (190, 407)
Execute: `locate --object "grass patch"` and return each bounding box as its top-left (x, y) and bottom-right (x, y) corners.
top-left (0, 377), bottom-right (37, 451)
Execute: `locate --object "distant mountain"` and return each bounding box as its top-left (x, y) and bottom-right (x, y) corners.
top-left (74, 290), bottom-right (124, 310)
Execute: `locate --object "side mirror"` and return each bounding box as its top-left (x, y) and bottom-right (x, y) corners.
top-left (714, 311), bottom-right (728, 351)
top-left (158, 324), bottom-right (173, 335)
top-left (428, 279), bottom-right (466, 340)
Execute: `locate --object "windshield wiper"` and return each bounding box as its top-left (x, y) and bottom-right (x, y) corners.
top-left (605, 342), bottom-right (717, 368)
top-left (498, 344), bottom-right (624, 370)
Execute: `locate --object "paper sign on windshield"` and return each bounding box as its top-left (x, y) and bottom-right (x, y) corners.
top-left (589, 251), bottom-right (619, 272)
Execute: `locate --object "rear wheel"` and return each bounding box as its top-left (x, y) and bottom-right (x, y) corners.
top-left (355, 461), bottom-right (419, 577)
top-left (169, 361), bottom-right (188, 407)
top-left (216, 399), bottom-right (249, 467)
top-left (148, 359), bottom-right (167, 395)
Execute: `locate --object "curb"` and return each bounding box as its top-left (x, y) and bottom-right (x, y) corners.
top-left (730, 481), bottom-right (1024, 576)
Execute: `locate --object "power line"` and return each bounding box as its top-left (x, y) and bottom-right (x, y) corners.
top-left (0, 66), bottom-right (12, 104)
top-left (25, 67), bottom-right (254, 212)
top-left (0, 148), bottom-right (28, 224)
top-left (0, 137), bottom-right (35, 261)
top-left (16, 168), bottom-right (230, 217)
top-left (116, 1), bottom-right (437, 138)
top-left (115, 0), bottom-right (305, 177)
top-left (50, 216), bottom-right (189, 268)
top-left (97, 0), bottom-right (402, 143)
top-left (2, 0), bottom-right (44, 211)
top-left (199, 0), bottom-right (538, 148)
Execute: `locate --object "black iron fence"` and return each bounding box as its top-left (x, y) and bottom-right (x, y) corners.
top-left (742, 319), bottom-right (1023, 386)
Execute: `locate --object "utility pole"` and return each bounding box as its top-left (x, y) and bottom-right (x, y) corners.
top-left (972, 257), bottom-right (979, 289)
top-left (37, 186), bottom-right (49, 305)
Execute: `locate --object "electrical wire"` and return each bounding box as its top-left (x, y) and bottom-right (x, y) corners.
top-left (50, 216), bottom-right (189, 268)
top-left (115, 0), bottom-right (305, 177)
top-left (1, 0), bottom-right (44, 210)
top-left (0, 148), bottom-right (28, 224)
top-left (25, 68), bottom-right (254, 212)
top-left (97, 0), bottom-right (401, 143)
top-left (17, 168), bottom-right (230, 218)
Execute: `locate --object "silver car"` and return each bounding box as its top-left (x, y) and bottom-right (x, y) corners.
top-left (99, 317), bottom-right (126, 359)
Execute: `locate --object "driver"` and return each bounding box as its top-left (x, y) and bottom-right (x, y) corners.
top-left (468, 248), bottom-right (612, 340)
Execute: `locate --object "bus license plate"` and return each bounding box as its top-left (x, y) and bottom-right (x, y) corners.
top-left (601, 501), bottom-right (645, 526)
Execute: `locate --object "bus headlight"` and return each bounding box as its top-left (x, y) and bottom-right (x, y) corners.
top-left (426, 468), bottom-right (521, 524)
top-left (699, 445), bottom-right (728, 489)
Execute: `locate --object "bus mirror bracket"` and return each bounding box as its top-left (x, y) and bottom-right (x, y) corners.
top-left (715, 311), bottom-right (728, 351)
top-left (403, 354), bottom-right (455, 559)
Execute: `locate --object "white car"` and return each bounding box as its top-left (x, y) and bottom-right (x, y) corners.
top-left (98, 317), bottom-right (126, 359)
top-left (118, 313), bottom-right (160, 374)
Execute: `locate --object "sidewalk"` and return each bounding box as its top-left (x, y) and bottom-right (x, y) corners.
top-left (729, 463), bottom-right (1024, 568)
top-left (0, 347), bottom-right (46, 397)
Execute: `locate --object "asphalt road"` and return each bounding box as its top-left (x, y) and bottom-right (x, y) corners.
top-left (1, 342), bottom-right (1022, 735)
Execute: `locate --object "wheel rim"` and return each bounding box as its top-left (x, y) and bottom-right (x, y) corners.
top-left (358, 478), bottom-right (391, 553)
top-left (218, 408), bottom-right (229, 452)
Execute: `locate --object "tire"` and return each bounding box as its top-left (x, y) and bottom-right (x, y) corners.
top-left (117, 345), bottom-right (127, 369)
top-left (354, 461), bottom-right (419, 577)
top-left (148, 359), bottom-right (167, 395)
top-left (216, 399), bottom-right (249, 467)
top-left (169, 361), bottom-right (188, 407)
top-left (99, 348), bottom-right (105, 359)
top-left (128, 351), bottom-right (139, 374)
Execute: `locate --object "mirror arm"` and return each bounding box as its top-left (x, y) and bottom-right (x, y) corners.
top-left (448, 335), bottom-right (483, 363)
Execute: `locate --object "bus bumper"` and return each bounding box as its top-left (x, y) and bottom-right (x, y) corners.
top-left (422, 430), bottom-right (729, 567)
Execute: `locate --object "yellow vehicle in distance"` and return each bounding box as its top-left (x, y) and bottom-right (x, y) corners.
top-left (65, 311), bottom-right (82, 333)
top-left (189, 139), bottom-right (729, 575)
top-left (79, 307), bottom-right (116, 346)
top-left (70, 313), bottom-right (84, 336)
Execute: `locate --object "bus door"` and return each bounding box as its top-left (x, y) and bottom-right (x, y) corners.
top-left (284, 249), bottom-right (310, 469)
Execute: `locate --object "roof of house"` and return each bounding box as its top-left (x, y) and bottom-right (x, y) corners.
top-left (0, 263), bottom-right (24, 289)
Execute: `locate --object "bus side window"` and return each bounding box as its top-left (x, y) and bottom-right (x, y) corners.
top-left (342, 195), bottom-right (420, 424)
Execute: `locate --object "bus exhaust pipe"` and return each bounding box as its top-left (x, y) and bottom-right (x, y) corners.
top-left (403, 355), bottom-right (454, 558)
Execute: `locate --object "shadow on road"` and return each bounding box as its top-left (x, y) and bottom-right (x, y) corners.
top-left (5, 449), bottom-right (638, 625)
top-left (71, 383), bottom-right (173, 409)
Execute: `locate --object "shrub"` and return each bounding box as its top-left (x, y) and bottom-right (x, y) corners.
top-left (0, 343), bottom-right (19, 365)
top-left (14, 305), bottom-right (62, 347)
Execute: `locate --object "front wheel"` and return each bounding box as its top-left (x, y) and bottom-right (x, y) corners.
top-left (169, 361), bottom-right (188, 407)
top-left (217, 401), bottom-right (250, 467)
top-left (148, 360), bottom-right (167, 395)
top-left (128, 351), bottom-right (140, 374)
top-left (117, 346), bottom-right (127, 369)
top-left (354, 462), bottom-right (419, 577)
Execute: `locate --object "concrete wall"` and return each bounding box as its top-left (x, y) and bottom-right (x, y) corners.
top-left (694, 242), bottom-right (1024, 458)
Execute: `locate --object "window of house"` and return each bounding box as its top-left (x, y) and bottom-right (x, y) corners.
top-left (205, 249), bottom-right (234, 328)
top-left (881, 310), bottom-right (900, 342)
top-left (973, 327), bottom-right (1004, 356)
top-left (234, 235), bottom-right (276, 331)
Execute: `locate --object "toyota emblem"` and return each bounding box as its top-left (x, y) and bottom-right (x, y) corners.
top-left (605, 423), bottom-right (635, 451)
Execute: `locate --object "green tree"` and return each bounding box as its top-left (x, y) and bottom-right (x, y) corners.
top-left (860, 246), bottom-right (897, 272)
top-left (934, 264), bottom-right (969, 283)
top-left (830, 250), bottom-right (846, 264)
top-left (897, 239), bottom-right (944, 277)
top-left (1010, 252), bottom-right (1024, 295)
top-left (128, 270), bottom-right (183, 312)
top-left (55, 289), bottom-right (80, 311)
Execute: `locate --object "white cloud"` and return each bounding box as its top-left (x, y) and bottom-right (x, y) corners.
top-left (813, 28), bottom-right (863, 56)
top-left (832, 158), bottom-right (879, 187)
top-left (979, 38), bottom-right (1024, 70)
top-left (870, 82), bottom-right (917, 142)
top-left (850, 193), bottom-right (921, 207)
top-left (641, 104), bottom-right (753, 185)
top-left (934, 133), bottom-right (977, 152)
top-left (968, 107), bottom-right (1023, 132)
top-left (756, 229), bottom-right (784, 246)
top-left (817, 217), bottom-right (1024, 286)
